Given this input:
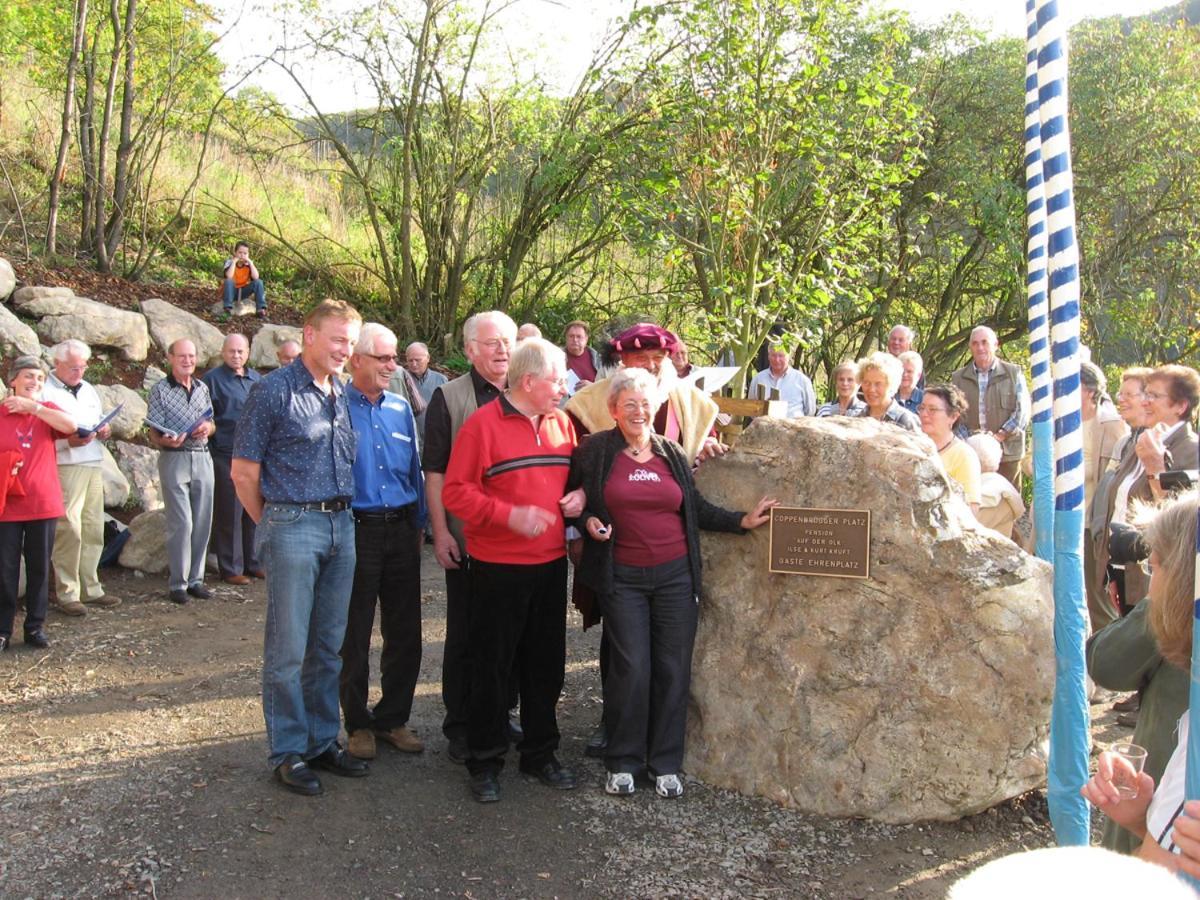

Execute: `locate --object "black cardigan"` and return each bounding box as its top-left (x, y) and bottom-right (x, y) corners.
top-left (567, 427), bottom-right (746, 601)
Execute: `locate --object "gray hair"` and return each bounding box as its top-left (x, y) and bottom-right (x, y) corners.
top-left (507, 337), bottom-right (565, 387)
top-left (831, 359), bottom-right (857, 381)
top-left (606, 367), bottom-right (662, 410)
top-left (463, 311), bottom-right (517, 347)
top-left (966, 432), bottom-right (1002, 473)
top-left (890, 324), bottom-right (915, 342)
top-left (857, 351), bottom-right (903, 396)
top-left (8, 354), bottom-right (47, 384)
top-left (898, 350), bottom-right (924, 375)
top-left (222, 332), bottom-right (249, 350)
top-left (354, 322), bottom-right (398, 357)
top-left (52, 339), bottom-right (92, 362)
top-left (970, 325), bottom-right (999, 345)
top-left (406, 341), bottom-right (429, 356)
top-left (1079, 360), bottom-right (1111, 405)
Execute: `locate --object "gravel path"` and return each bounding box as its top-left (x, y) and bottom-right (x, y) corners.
top-left (1, 547), bottom-right (1110, 898)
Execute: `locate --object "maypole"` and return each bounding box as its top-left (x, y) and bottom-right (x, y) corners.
top-left (1031, 0), bottom-right (1090, 845)
top-left (1024, 0), bottom-right (1055, 563)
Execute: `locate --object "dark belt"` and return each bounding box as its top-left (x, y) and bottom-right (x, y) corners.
top-left (277, 499), bottom-right (350, 513)
top-left (353, 503), bottom-right (416, 524)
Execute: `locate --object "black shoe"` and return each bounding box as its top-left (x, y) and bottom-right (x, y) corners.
top-left (24, 630), bottom-right (50, 649)
top-left (585, 721), bottom-right (608, 758)
top-left (168, 589), bottom-right (189, 605)
top-left (447, 737), bottom-right (468, 764)
top-left (520, 759), bottom-right (577, 790)
top-left (0, 635), bottom-right (9, 651)
top-left (187, 583), bottom-right (212, 600)
top-left (508, 711), bottom-right (524, 743)
top-left (257, 308), bottom-right (268, 319)
top-left (274, 755), bottom-right (322, 796)
top-left (308, 745), bottom-right (369, 778)
top-left (469, 770), bottom-right (500, 803)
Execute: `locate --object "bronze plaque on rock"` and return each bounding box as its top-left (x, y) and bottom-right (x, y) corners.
top-left (768, 507), bottom-right (871, 579)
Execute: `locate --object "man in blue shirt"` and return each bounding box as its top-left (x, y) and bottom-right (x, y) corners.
top-left (340, 323), bottom-right (428, 761)
top-left (748, 341), bottom-right (816, 418)
top-left (232, 299), bottom-right (368, 796)
top-left (201, 334), bottom-right (263, 585)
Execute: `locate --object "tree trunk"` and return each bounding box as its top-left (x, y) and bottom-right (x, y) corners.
top-left (77, 22), bottom-right (99, 254)
top-left (104, 0), bottom-right (137, 264)
top-left (47, 0), bottom-right (90, 257)
top-left (92, 0), bottom-right (123, 273)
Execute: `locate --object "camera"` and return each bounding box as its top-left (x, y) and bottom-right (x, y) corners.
top-left (1108, 522), bottom-right (1149, 566)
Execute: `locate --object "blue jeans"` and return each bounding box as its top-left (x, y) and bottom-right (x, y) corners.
top-left (258, 504), bottom-right (356, 768)
top-left (222, 277), bottom-right (266, 311)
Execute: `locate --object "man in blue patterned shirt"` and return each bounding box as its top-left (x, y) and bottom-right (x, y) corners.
top-left (340, 323), bottom-right (427, 761)
top-left (146, 339), bottom-right (215, 606)
top-left (232, 299), bottom-right (369, 796)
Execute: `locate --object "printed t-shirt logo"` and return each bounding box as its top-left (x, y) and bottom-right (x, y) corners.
top-left (628, 468), bottom-right (660, 483)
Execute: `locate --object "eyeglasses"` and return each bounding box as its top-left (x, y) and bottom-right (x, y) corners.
top-left (916, 404), bottom-right (948, 415)
top-left (474, 338), bottom-right (512, 352)
top-left (1140, 559), bottom-right (1154, 577)
top-left (365, 354), bottom-right (400, 364)
top-left (539, 376), bottom-right (569, 389)
top-left (1144, 390), bottom-right (1167, 401)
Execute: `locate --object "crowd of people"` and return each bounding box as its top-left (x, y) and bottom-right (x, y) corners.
top-left (3, 303), bottom-right (1200, 863)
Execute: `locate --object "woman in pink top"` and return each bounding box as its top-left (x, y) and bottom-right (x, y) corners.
top-left (569, 367), bottom-right (774, 799)
top-left (0, 356), bottom-right (76, 651)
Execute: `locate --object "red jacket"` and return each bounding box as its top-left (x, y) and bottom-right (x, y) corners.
top-left (443, 396), bottom-right (576, 565)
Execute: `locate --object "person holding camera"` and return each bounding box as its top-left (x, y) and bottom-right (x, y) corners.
top-left (1082, 491), bottom-right (1200, 874)
top-left (222, 241), bottom-right (267, 319)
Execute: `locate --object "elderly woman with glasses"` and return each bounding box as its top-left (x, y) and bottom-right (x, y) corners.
top-left (918, 383), bottom-right (981, 516)
top-left (568, 367), bottom-right (775, 800)
top-left (849, 351), bottom-right (919, 431)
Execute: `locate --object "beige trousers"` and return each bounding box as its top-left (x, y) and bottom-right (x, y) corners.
top-left (52, 464), bottom-right (105, 603)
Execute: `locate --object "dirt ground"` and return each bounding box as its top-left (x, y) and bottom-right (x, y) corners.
top-left (1, 548), bottom-right (1124, 899)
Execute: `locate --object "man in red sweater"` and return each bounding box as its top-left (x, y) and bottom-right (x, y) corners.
top-left (443, 337), bottom-right (584, 803)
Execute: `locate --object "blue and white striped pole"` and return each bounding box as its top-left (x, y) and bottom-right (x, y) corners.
top-left (1024, 0), bottom-right (1055, 564)
top-left (1032, 0), bottom-right (1090, 846)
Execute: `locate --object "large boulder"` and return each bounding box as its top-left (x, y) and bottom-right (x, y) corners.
top-left (112, 440), bottom-right (161, 511)
top-left (94, 383), bottom-right (148, 441)
top-left (0, 304), bottom-right (39, 357)
top-left (140, 298), bottom-right (225, 367)
top-left (13, 288), bottom-right (150, 361)
top-left (0, 257), bottom-right (15, 301)
top-left (118, 507), bottom-right (167, 574)
top-left (249, 323), bottom-right (302, 369)
top-left (99, 444), bottom-right (131, 508)
top-left (687, 416), bottom-right (1054, 823)
top-left (208, 296), bottom-right (258, 319)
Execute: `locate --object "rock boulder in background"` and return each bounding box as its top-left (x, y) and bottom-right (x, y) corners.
top-left (687, 416), bottom-right (1054, 823)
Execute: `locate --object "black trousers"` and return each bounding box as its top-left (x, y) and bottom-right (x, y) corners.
top-left (210, 451), bottom-right (260, 578)
top-left (602, 555), bottom-right (697, 776)
top-left (0, 518), bottom-right (56, 638)
top-left (441, 564), bottom-right (472, 741)
top-left (466, 557), bottom-right (567, 775)
top-left (338, 513), bottom-right (422, 732)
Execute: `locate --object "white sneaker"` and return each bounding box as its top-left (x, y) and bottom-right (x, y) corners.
top-left (605, 772), bottom-right (635, 796)
top-left (655, 773), bottom-right (683, 799)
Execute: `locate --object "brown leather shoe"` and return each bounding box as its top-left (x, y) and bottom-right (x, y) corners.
top-left (53, 599), bottom-right (87, 617)
top-left (375, 725), bottom-right (424, 754)
top-left (84, 595), bottom-right (121, 608)
top-left (347, 728), bottom-right (376, 760)
top-left (223, 575), bottom-right (252, 586)
top-left (247, 569), bottom-right (266, 579)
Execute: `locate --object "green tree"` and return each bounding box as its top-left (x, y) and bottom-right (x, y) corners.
top-left (616, 0), bottom-right (923, 393)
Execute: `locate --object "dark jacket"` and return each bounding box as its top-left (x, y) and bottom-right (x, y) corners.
top-left (568, 427), bottom-right (745, 602)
